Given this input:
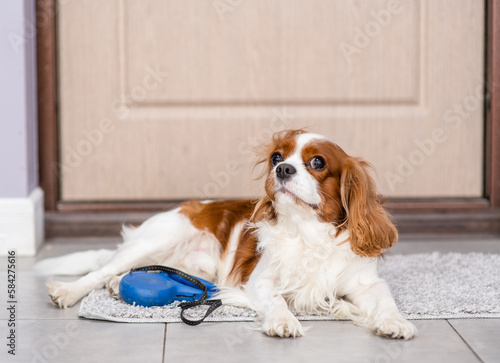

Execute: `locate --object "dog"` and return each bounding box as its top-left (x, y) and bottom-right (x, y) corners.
top-left (36, 129), bottom-right (416, 339)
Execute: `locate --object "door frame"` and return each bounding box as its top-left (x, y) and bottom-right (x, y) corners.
top-left (36, 0), bottom-right (500, 236)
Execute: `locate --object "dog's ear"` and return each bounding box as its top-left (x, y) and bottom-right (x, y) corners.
top-left (340, 158), bottom-right (397, 257)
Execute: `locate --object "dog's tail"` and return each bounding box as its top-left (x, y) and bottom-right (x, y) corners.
top-left (33, 249), bottom-right (116, 276)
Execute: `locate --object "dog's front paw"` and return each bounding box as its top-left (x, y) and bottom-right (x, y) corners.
top-left (46, 280), bottom-right (80, 309)
top-left (374, 314), bottom-right (417, 340)
top-left (262, 311), bottom-right (304, 338)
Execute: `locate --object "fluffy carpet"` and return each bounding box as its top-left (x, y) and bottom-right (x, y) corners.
top-left (78, 252), bottom-right (500, 323)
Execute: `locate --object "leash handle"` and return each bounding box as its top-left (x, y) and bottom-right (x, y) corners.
top-left (179, 299), bottom-right (223, 326)
top-left (130, 265), bottom-right (222, 325)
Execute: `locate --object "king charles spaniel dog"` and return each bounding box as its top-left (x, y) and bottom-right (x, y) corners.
top-left (37, 129), bottom-right (416, 339)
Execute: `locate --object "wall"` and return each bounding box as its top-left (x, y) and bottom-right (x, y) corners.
top-left (0, 0), bottom-right (44, 256)
top-left (0, 0), bottom-right (38, 198)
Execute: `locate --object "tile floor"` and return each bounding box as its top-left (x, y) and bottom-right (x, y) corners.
top-left (1, 236), bottom-right (499, 363)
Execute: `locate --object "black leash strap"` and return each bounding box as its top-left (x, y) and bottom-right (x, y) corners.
top-left (130, 265), bottom-right (222, 325)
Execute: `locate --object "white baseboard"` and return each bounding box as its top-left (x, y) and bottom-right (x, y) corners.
top-left (0, 187), bottom-right (44, 256)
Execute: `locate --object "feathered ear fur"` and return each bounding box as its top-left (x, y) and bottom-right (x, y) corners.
top-left (250, 196), bottom-right (276, 222)
top-left (340, 158), bottom-right (398, 257)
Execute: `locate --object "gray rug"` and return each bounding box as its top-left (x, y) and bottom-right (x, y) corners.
top-left (78, 252), bottom-right (500, 323)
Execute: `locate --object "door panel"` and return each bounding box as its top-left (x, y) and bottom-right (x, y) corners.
top-left (58, 0), bottom-right (485, 201)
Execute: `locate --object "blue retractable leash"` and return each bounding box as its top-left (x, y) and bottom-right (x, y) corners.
top-left (119, 265), bottom-right (222, 325)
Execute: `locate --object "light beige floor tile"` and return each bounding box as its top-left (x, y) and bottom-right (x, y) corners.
top-left (165, 320), bottom-right (479, 363)
top-left (448, 319), bottom-right (500, 363)
top-left (8, 320), bottom-right (165, 363)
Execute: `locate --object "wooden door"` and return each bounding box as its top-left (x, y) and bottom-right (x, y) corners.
top-left (57, 0), bottom-right (485, 202)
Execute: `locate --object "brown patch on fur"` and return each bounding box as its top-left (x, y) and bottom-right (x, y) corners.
top-left (228, 196), bottom-right (276, 285)
top-left (339, 158), bottom-right (398, 257)
top-left (180, 199), bottom-right (274, 285)
top-left (250, 196), bottom-right (276, 222)
top-left (180, 200), bottom-right (255, 252)
top-left (301, 140), bottom-right (346, 225)
top-left (228, 227), bottom-right (260, 284)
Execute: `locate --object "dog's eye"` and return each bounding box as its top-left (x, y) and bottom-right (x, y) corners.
top-left (309, 156), bottom-right (326, 171)
top-left (271, 152), bottom-right (283, 166)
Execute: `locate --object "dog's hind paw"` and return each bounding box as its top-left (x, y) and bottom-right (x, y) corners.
top-left (106, 275), bottom-right (122, 299)
top-left (46, 280), bottom-right (80, 309)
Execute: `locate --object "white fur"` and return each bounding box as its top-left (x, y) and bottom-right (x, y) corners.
top-left (296, 132), bottom-right (327, 148)
top-left (36, 132), bottom-right (416, 340)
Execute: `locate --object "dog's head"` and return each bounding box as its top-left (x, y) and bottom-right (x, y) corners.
top-left (255, 129), bottom-right (397, 257)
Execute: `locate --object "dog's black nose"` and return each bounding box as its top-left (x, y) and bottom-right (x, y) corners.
top-left (276, 163), bottom-right (296, 180)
